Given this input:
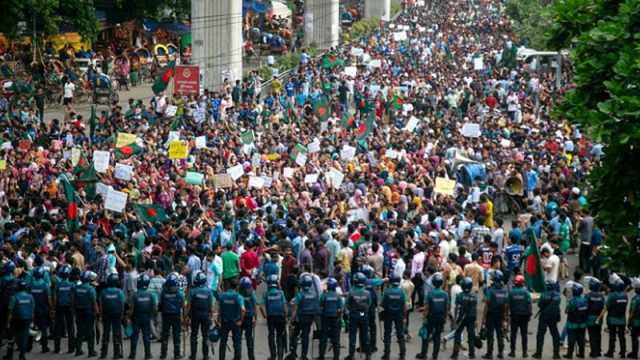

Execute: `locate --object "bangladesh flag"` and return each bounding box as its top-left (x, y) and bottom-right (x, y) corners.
top-left (115, 143), bottom-right (144, 159)
top-left (134, 204), bottom-right (169, 223)
top-left (355, 113), bottom-right (375, 140)
top-left (283, 103), bottom-right (297, 123)
top-left (59, 174), bottom-right (80, 233)
top-left (321, 53), bottom-right (344, 69)
top-left (241, 130), bottom-right (255, 145)
top-left (391, 94), bottom-right (404, 111)
top-left (523, 229), bottom-right (545, 292)
top-left (313, 96), bottom-right (331, 122)
top-left (340, 111), bottom-right (356, 129)
top-left (152, 61), bottom-right (176, 95)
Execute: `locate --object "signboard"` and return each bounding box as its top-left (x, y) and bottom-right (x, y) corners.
top-left (174, 65), bottom-right (200, 96)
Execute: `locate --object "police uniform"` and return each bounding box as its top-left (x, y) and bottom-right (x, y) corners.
top-left (585, 288), bottom-right (604, 357)
top-left (605, 289), bottom-right (628, 357)
top-left (508, 286), bottom-right (532, 356)
top-left (7, 285), bottom-right (34, 360)
top-left (630, 291), bottom-right (640, 359)
top-left (159, 286), bottom-right (184, 359)
top-left (240, 290), bottom-right (257, 360)
top-left (565, 295), bottom-right (588, 358)
top-left (30, 276), bottom-right (51, 352)
top-left (318, 287), bottom-right (343, 360)
top-left (381, 283), bottom-right (406, 360)
top-left (292, 286), bottom-right (320, 360)
top-left (365, 278), bottom-right (383, 354)
top-left (218, 289), bottom-right (245, 360)
top-left (99, 284), bottom-right (125, 358)
top-left (73, 280), bottom-right (98, 356)
top-left (0, 268), bottom-right (17, 349)
top-left (346, 283), bottom-right (371, 360)
top-left (129, 287), bottom-right (157, 359)
top-left (53, 275), bottom-right (75, 353)
top-left (262, 286), bottom-right (287, 360)
top-left (484, 284), bottom-right (507, 358)
top-left (532, 285), bottom-right (561, 359)
top-left (452, 289), bottom-right (477, 359)
top-left (419, 286), bottom-right (448, 360)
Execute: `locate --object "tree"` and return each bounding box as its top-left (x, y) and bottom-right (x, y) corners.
top-left (546, 0), bottom-right (640, 272)
top-left (60, 0), bottom-right (99, 42)
top-left (505, 0), bottom-right (554, 49)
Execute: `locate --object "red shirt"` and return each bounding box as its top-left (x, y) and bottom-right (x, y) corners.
top-left (485, 95), bottom-right (497, 109)
top-left (240, 249), bottom-right (259, 278)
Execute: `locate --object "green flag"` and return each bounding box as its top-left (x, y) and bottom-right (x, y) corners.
top-left (355, 112), bottom-right (375, 140)
top-left (391, 94), bottom-right (404, 111)
top-left (340, 111), bottom-right (355, 129)
top-left (321, 53), bottom-right (344, 69)
top-left (134, 204), bottom-right (169, 223)
top-left (523, 229), bottom-right (545, 293)
top-left (241, 129), bottom-right (255, 145)
top-left (59, 174), bottom-right (80, 233)
top-left (115, 143), bottom-right (144, 159)
top-left (313, 96), bottom-right (331, 122)
top-left (152, 61), bottom-right (176, 95)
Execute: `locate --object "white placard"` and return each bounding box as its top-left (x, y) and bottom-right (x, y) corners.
top-left (71, 148), bottom-right (81, 166)
top-left (500, 139), bottom-right (512, 148)
top-left (402, 103), bottom-right (414, 113)
top-left (283, 167), bottom-right (295, 178)
top-left (343, 66), bottom-right (357, 78)
top-left (350, 47), bottom-right (364, 56)
top-left (473, 56), bottom-right (484, 70)
top-left (393, 31), bottom-right (408, 41)
top-left (167, 131), bottom-right (180, 144)
top-left (304, 173), bottom-right (319, 184)
top-left (93, 150), bottom-right (110, 173)
top-left (261, 176), bottom-right (273, 188)
top-left (404, 116), bottom-right (419, 132)
top-left (104, 189), bottom-right (128, 213)
top-left (96, 182), bottom-right (112, 197)
top-left (165, 105), bottom-right (178, 117)
top-left (340, 145), bottom-right (356, 161)
top-left (114, 163), bottom-right (133, 181)
top-left (307, 139), bottom-right (321, 153)
top-left (368, 59), bottom-right (381, 68)
top-left (296, 153), bottom-right (307, 167)
top-left (347, 208), bottom-right (369, 224)
top-left (251, 153), bottom-right (262, 167)
top-left (461, 123), bottom-right (481, 138)
top-left (227, 164), bottom-right (244, 180)
top-left (385, 149), bottom-right (399, 159)
top-left (195, 136), bottom-right (207, 149)
top-left (248, 176), bottom-right (265, 189)
top-left (325, 168), bottom-right (345, 188)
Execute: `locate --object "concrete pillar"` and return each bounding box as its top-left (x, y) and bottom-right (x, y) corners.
top-left (304, 0), bottom-right (339, 49)
top-left (191, 0), bottom-right (243, 91)
top-left (365, 0), bottom-right (391, 21)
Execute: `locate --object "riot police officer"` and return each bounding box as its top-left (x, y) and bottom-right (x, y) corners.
top-left (73, 271), bottom-right (98, 357)
top-left (381, 274), bottom-right (406, 360)
top-left (128, 273), bottom-right (157, 360)
top-left (417, 272), bottom-right (448, 360)
top-left (603, 276), bottom-right (627, 358)
top-left (291, 274), bottom-right (320, 360)
top-left (30, 267), bottom-right (52, 353)
top-left (189, 272), bottom-right (215, 360)
top-left (1, 261), bottom-right (17, 350)
top-left (217, 277), bottom-right (245, 360)
top-left (532, 280), bottom-right (561, 359)
top-left (159, 273), bottom-right (184, 360)
top-left (53, 264), bottom-right (75, 354)
top-left (452, 277), bottom-right (477, 360)
top-left (99, 273), bottom-right (125, 359)
top-left (507, 274), bottom-right (531, 358)
top-left (6, 280), bottom-right (34, 360)
top-left (239, 277), bottom-right (257, 360)
top-left (585, 277), bottom-right (604, 358)
top-left (361, 266), bottom-right (383, 354)
top-left (482, 270), bottom-right (507, 360)
top-left (565, 282), bottom-right (588, 359)
top-left (318, 277), bottom-right (343, 360)
top-left (346, 272), bottom-right (372, 360)
top-left (629, 278), bottom-right (640, 359)
top-left (260, 274), bottom-right (287, 360)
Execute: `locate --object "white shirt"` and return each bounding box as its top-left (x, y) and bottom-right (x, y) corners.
top-left (543, 254), bottom-right (560, 283)
top-left (393, 258), bottom-right (406, 279)
top-left (64, 82), bottom-right (76, 98)
top-left (410, 252), bottom-right (425, 278)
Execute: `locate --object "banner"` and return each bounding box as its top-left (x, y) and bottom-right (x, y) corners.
top-left (174, 65), bottom-right (200, 96)
top-left (104, 189), bottom-right (128, 213)
top-left (168, 140), bottom-right (189, 160)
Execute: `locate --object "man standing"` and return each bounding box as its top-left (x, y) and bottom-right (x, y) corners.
top-left (128, 274), bottom-right (156, 360)
top-left (30, 267), bottom-right (52, 353)
top-left (221, 243), bottom-right (240, 289)
top-left (381, 274), bottom-right (406, 360)
top-left (564, 283), bottom-right (588, 359)
top-left (6, 280), bottom-right (34, 360)
top-left (53, 265), bottom-right (75, 354)
top-left (416, 272), bottom-right (448, 360)
top-left (452, 277), bottom-right (477, 360)
top-left (532, 280), bottom-right (561, 359)
top-left (290, 274), bottom-right (320, 360)
top-left (345, 272), bottom-right (371, 360)
top-left (239, 277), bottom-right (257, 360)
top-left (260, 275), bottom-right (287, 360)
top-left (189, 272), bottom-right (214, 360)
top-left (73, 271), bottom-right (98, 357)
top-left (217, 278), bottom-right (245, 360)
top-left (585, 278), bottom-right (604, 358)
top-left (507, 275), bottom-right (532, 357)
top-left (99, 273), bottom-right (125, 359)
top-left (159, 274), bottom-right (184, 359)
top-left (482, 271), bottom-right (508, 359)
top-left (602, 277), bottom-right (628, 358)
top-left (577, 210), bottom-right (593, 273)
top-left (317, 277), bottom-right (343, 360)
top-left (63, 78), bottom-right (76, 106)
top-left (629, 278), bottom-right (640, 359)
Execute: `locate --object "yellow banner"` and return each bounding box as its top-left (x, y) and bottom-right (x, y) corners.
top-left (168, 140), bottom-right (189, 160)
top-left (116, 132), bottom-right (137, 148)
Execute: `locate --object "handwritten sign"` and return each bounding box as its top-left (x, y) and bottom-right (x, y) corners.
top-left (114, 163), bottom-right (133, 181)
top-left (168, 140), bottom-right (189, 160)
top-left (104, 189), bottom-right (128, 213)
top-left (248, 176), bottom-right (265, 189)
top-left (195, 136), bottom-right (207, 149)
top-left (185, 171), bottom-right (204, 185)
top-left (461, 123), bottom-right (481, 138)
top-left (93, 150), bottom-right (110, 173)
top-left (213, 173), bottom-right (233, 188)
top-left (434, 177), bottom-right (457, 196)
top-left (227, 165), bottom-right (244, 181)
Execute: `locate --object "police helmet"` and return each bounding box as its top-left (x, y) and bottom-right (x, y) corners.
top-left (513, 274), bottom-right (525, 287)
top-left (3, 261), bottom-right (16, 275)
top-left (431, 272), bottom-right (444, 288)
top-left (193, 271), bottom-right (207, 287)
top-left (82, 271), bottom-right (97, 283)
top-left (491, 270), bottom-right (504, 285)
top-left (239, 277), bottom-right (253, 291)
top-left (462, 277), bottom-right (473, 292)
top-left (300, 274), bottom-right (313, 289)
top-left (361, 265), bottom-right (374, 279)
top-left (389, 274), bottom-right (401, 287)
top-left (165, 273), bottom-right (179, 292)
top-left (57, 264), bottom-right (72, 279)
top-left (571, 282), bottom-right (584, 297)
top-left (17, 280), bottom-right (29, 291)
top-left (267, 274), bottom-right (279, 288)
top-left (208, 326), bottom-right (220, 343)
top-left (587, 277), bottom-right (601, 292)
top-left (137, 274), bottom-right (151, 289)
top-left (32, 266), bottom-right (46, 280)
top-left (107, 273), bottom-right (120, 288)
top-left (327, 277), bottom-right (338, 291)
top-left (353, 272), bottom-right (367, 287)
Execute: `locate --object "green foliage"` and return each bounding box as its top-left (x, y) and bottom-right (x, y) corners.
top-left (60, 0), bottom-right (99, 42)
top-left (341, 17), bottom-right (380, 44)
top-left (391, 0), bottom-right (402, 16)
top-left (546, 0), bottom-right (640, 272)
top-left (505, 0), bottom-right (554, 49)
top-left (257, 47), bottom-right (319, 81)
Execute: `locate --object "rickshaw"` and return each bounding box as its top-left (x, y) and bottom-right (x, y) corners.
top-left (167, 43), bottom-right (179, 61)
top-left (93, 74), bottom-right (119, 105)
top-left (113, 54), bottom-right (130, 90)
top-left (135, 47), bottom-right (154, 83)
top-left (128, 52), bottom-right (141, 87)
top-left (154, 44), bottom-right (169, 67)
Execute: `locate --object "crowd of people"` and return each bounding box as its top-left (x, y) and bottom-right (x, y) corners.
top-left (0, 0), bottom-right (636, 360)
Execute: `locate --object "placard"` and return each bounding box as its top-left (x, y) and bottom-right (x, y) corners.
top-left (404, 116), bottom-right (419, 132)
top-left (473, 56), bottom-right (484, 70)
top-left (185, 171), bottom-right (204, 185)
top-left (393, 31), bottom-right (408, 41)
top-left (461, 123), bottom-right (481, 138)
top-left (165, 105), bottom-right (178, 117)
top-left (195, 136), bottom-right (207, 149)
top-left (304, 173), bottom-right (319, 184)
top-left (104, 189), bottom-right (128, 213)
top-left (343, 66), bottom-right (357, 78)
top-left (114, 163), bottom-right (133, 181)
top-left (283, 167), bottom-right (295, 178)
top-left (307, 139), bottom-right (321, 153)
top-left (168, 140), bottom-right (189, 160)
top-left (174, 65), bottom-right (200, 96)
top-left (248, 176), bottom-right (265, 189)
top-left (71, 148), bottom-right (81, 166)
top-left (295, 153), bottom-right (307, 167)
top-left (0, 160), bottom-right (6, 171)
top-left (96, 182), bottom-right (112, 197)
top-left (434, 177), bottom-right (456, 196)
top-left (325, 168), bottom-right (345, 188)
top-left (93, 150), bottom-right (110, 173)
top-left (227, 164), bottom-right (244, 180)
top-left (116, 132), bottom-right (137, 148)
top-left (340, 145), bottom-right (356, 161)
top-left (213, 173), bottom-right (233, 188)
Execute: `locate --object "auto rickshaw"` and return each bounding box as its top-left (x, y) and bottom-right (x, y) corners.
top-left (93, 74), bottom-right (119, 105)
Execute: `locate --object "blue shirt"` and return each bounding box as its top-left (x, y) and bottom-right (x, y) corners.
top-left (504, 244), bottom-right (523, 271)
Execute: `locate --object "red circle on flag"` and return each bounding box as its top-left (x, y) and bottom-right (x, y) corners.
top-left (68, 202), bottom-right (78, 219)
top-left (526, 255), bottom-right (537, 275)
top-left (121, 146), bottom-right (133, 156)
top-left (146, 207), bottom-right (157, 217)
top-left (317, 107), bottom-right (326, 117)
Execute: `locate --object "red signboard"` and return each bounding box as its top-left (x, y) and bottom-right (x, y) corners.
top-left (174, 65), bottom-right (200, 96)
